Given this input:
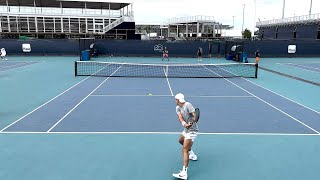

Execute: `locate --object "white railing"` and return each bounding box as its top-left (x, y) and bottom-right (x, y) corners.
top-left (0, 6), bottom-right (135, 17)
top-left (136, 30), bottom-right (148, 35)
top-left (169, 33), bottom-right (186, 41)
top-left (164, 15), bottom-right (215, 25)
top-left (141, 33), bottom-right (150, 40)
top-left (102, 17), bottom-right (124, 33)
top-left (0, 6), bottom-right (123, 17)
top-left (256, 13), bottom-right (320, 27)
top-left (102, 14), bottom-right (134, 33)
top-left (0, 10), bottom-right (134, 22)
top-left (0, 12), bottom-right (121, 19)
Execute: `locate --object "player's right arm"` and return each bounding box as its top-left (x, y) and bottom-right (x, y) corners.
top-left (177, 113), bottom-right (192, 128)
top-left (177, 113), bottom-right (187, 127)
top-left (190, 112), bottom-right (197, 123)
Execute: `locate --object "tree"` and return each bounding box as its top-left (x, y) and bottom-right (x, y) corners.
top-left (242, 28), bottom-right (252, 39)
top-left (145, 26), bottom-right (152, 34)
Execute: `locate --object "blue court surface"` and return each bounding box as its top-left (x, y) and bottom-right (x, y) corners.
top-left (281, 62), bottom-right (320, 73)
top-left (0, 56), bottom-right (320, 180)
top-left (0, 61), bottom-right (39, 72)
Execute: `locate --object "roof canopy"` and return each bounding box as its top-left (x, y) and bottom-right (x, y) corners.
top-left (0, 0), bottom-right (131, 10)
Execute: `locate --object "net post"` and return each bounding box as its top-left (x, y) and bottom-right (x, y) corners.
top-left (255, 63), bottom-right (258, 78)
top-left (75, 61), bottom-right (77, 76)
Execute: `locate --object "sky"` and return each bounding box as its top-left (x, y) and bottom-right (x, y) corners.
top-left (132, 0), bottom-right (320, 34)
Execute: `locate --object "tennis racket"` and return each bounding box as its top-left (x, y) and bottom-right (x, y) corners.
top-left (194, 108), bottom-right (200, 122)
top-left (188, 108), bottom-right (200, 126)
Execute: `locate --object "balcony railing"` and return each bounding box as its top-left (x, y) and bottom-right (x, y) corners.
top-left (256, 13), bottom-right (320, 27)
top-left (164, 15), bottom-right (215, 25)
top-left (0, 6), bottom-right (124, 17)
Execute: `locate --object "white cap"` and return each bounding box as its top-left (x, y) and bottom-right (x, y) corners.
top-left (175, 93), bottom-right (186, 103)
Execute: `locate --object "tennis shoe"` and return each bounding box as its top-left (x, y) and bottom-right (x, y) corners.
top-left (189, 154), bottom-right (198, 161)
top-left (188, 150), bottom-right (197, 161)
top-left (172, 170), bottom-right (188, 179)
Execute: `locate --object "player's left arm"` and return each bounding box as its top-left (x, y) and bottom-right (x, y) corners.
top-left (177, 113), bottom-right (191, 128)
top-left (188, 103), bottom-right (197, 124)
top-left (191, 111), bottom-right (197, 123)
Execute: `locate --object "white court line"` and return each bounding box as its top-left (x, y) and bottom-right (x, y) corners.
top-left (0, 61), bottom-right (36, 68)
top-left (91, 94), bottom-right (173, 97)
top-left (163, 67), bottom-right (174, 96)
top-left (0, 61), bottom-right (34, 63)
top-left (47, 65), bottom-right (124, 132)
top-left (0, 76), bottom-right (92, 132)
top-left (0, 61), bottom-right (38, 72)
top-left (276, 62), bottom-right (320, 65)
top-left (289, 63), bottom-right (320, 71)
top-left (0, 61), bottom-right (34, 65)
top-left (1, 62), bottom-right (115, 132)
top-left (90, 94), bottom-right (255, 98)
top-left (223, 78), bottom-right (320, 134)
top-left (204, 66), bottom-right (320, 134)
top-left (186, 95), bottom-right (254, 98)
top-left (0, 131), bottom-right (319, 136)
top-left (278, 63), bottom-right (320, 73)
top-left (243, 78), bottom-right (320, 115)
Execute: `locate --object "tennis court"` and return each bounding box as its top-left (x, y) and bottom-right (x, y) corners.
top-left (0, 56), bottom-right (320, 180)
top-left (0, 61), bottom-right (39, 72)
top-left (280, 62), bottom-right (320, 72)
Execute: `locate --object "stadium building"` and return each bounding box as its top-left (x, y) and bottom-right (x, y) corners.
top-left (256, 13), bottom-right (320, 40)
top-left (1, 0), bottom-right (320, 57)
top-left (136, 16), bottom-right (233, 40)
top-left (0, 0), bottom-right (233, 40)
top-left (0, 0), bottom-right (140, 39)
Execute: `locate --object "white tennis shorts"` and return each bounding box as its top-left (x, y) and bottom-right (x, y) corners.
top-left (182, 131), bottom-right (198, 142)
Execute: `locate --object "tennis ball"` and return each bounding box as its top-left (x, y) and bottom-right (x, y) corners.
top-left (148, 93), bottom-right (152, 96)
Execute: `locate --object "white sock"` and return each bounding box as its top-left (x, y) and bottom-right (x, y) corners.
top-left (182, 166), bottom-right (188, 173)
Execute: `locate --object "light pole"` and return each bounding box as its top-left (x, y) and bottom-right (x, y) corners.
top-left (282, 0), bottom-right (285, 19)
top-left (309, 0), bottom-right (313, 15)
top-left (232, 16), bottom-right (235, 28)
top-left (242, 4), bottom-right (245, 34)
top-left (253, 0), bottom-right (256, 37)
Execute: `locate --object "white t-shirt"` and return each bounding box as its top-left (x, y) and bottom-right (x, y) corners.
top-left (1, 48), bottom-right (6, 56)
top-left (176, 102), bottom-right (199, 133)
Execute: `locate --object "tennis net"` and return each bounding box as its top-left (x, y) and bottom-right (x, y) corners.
top-left (75, 61), bottom-right (258, 78)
